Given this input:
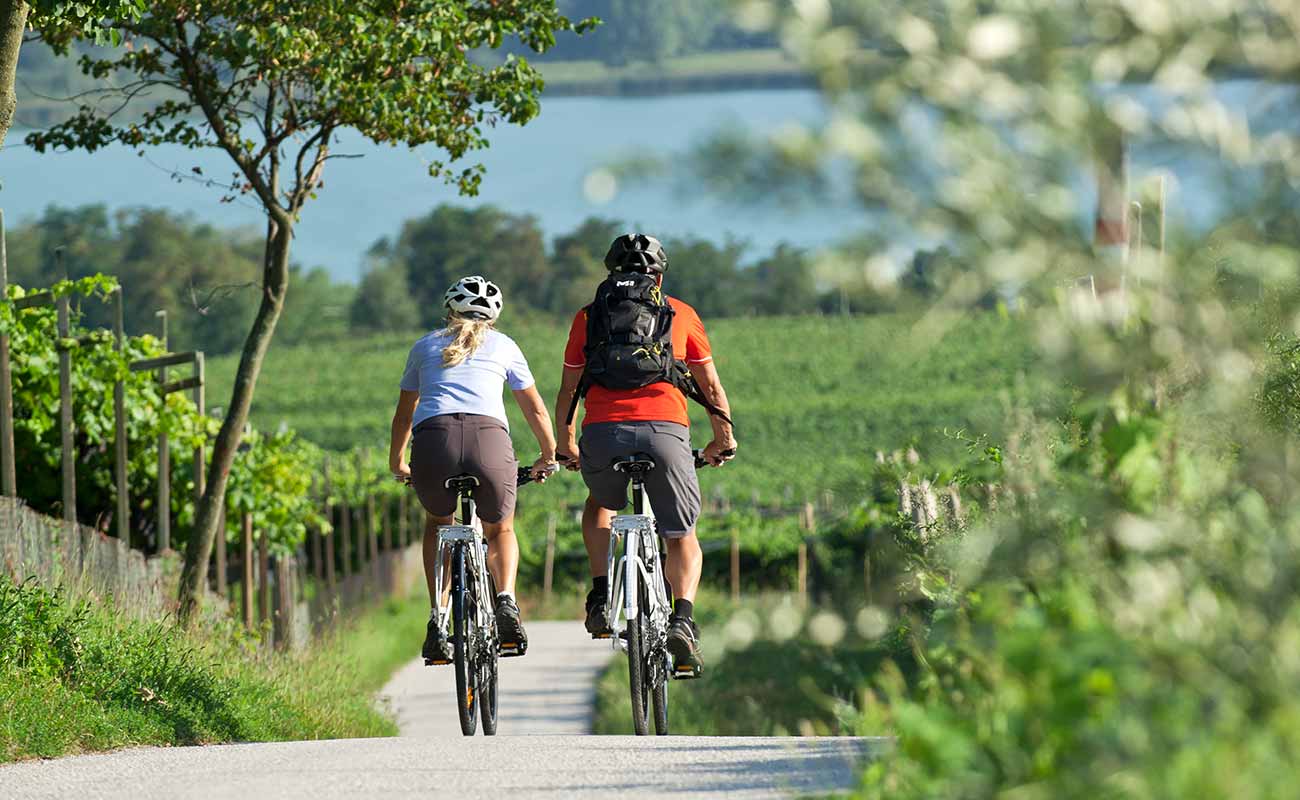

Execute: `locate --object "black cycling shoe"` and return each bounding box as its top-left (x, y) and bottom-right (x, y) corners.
top-left (666, 615), bottom-right (704, 679)
top-left (422, 617), bottom-right (451, 665)
top-left (585, 589), bottom-right (613, 639)
top-left (496, 595), bottom-right (528, 657)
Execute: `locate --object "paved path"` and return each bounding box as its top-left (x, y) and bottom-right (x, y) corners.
top-left (0, 619), bottom-right (886, 798)
top-left (379, 620), bottom-right (612, 736)
top-left (0, 736), bottom-right (880, 799)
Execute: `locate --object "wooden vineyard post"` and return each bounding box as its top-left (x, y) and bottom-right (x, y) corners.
top-left (366, 499), bottom-right (378, 578)
top-left (340, 502), bottom-right (352, 580)
top-left (55, 249), bottom-right (76, 523)
top-left (155, 310), bottom-right (170, 550)
top-left (797, 501), bottom-right (815, 605)
top-left (730, 529), bottom-right (740, 602)
top-left (310, 516), bottom-right (324, 582)
top-left (323, 459), bottom-right (336, 591)
top-left (382, 496), bottom-right (393, 553)
top-left (112, 288), bottom-right (129, 537)
top-left (0, 210), bottom-right (14, 498)
top-left (241, 512), bottom-right (255, 629)
top-left (273, 554), bottom-right (296, 651)
top-left (542, 512), bottom-right (557, 607)
top-left (399, 492), bottom-right (409, 548)
top-left (192, 352), bottom-right (205, 529)
top-left (796, 542), bottom-right (808, 605)
top-left (258, 525), bottom-right (271, 632)
top-left (863, 548), bottom-right (872, 604)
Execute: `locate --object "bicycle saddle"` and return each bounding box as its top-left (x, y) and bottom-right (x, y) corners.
top-left (612, 454), bottom-right (657, 474)
top-left (444, 473), bottom-right (480, 493)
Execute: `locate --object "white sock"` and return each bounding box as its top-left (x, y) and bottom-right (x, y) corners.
top-left (497, 590), bottom-right (516, 602)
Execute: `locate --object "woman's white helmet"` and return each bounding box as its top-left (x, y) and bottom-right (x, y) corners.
top-left (444, 275), bottom-right (503, 321)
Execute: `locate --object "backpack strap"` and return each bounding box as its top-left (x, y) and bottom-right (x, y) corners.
top-left (565, 371), bottom-right (591, 427)
top-left (669, 361), bottom-right (734, 428)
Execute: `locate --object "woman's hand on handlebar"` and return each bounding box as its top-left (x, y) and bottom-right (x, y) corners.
top-left (556, 447), bottom-right (581, 472)
top-left (392, 461), bottom-right (412, 485)
top-left (529, 456), bottom-right (559, 484)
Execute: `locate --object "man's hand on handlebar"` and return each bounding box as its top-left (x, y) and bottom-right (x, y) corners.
top-left (702, 439), bottom-right (738, 467)
top-left (556, 447), bottom-right (581, 472)
top-left (392, 461), bottom-right (412, 485)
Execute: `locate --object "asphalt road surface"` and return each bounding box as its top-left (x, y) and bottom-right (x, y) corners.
top-left (0, 621), bottom-right (883, 799)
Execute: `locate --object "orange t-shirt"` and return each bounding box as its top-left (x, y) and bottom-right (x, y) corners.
top-left (564, 296), bottom-right (713, 427)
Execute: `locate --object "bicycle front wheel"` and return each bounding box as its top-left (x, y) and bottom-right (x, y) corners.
top-left (452, 546), bottom-right (479, 736)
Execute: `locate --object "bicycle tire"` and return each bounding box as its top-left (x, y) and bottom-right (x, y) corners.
top-left (480, 571), bottom-right (500, 735)
top-left (626, 541), bottom-right (650, 735)
top-left (452, 546), bottom-right (479, 736)
top-left (648, 582), bottom-right (669, 735)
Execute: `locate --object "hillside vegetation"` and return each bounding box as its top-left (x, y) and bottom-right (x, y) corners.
top-left (211, 311), bottom-right (1048, 504)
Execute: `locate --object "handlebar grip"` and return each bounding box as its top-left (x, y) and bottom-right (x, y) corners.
top-left (693, 448), bottom-right (737, 468)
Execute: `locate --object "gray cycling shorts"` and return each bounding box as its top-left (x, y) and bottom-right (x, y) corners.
top-left (580, 421), bottom-right (701, 538)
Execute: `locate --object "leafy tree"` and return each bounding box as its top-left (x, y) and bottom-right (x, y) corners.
top-left (748, 244), bottom-right (818, 315)
top-left (0, 1), bottom-right (145, 146)
top-left (546, 216), bottom-right (622, 312)
top-left (658, 235), bottom-right (745, 317)
top-left (351, 262), bottom-right (420, 333)
top-left (26, 1), bottom-right (591, 622)
top-left (371, 205), bottom-right (551, 325)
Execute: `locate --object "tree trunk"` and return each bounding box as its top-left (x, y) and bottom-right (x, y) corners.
top-left (177, 213), bottom-right (293, 624)
top-left (0, 1), bottom-right (30, 149)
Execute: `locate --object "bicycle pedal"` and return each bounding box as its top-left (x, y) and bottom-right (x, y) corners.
top-left (499, 643), bottom-right (526, 657)
top-left (672, 664), bottom-right (703, 680)
top-left (591, 632), bottom-right (613, 640)
top-left (424, 657), bottom-right (452, 667)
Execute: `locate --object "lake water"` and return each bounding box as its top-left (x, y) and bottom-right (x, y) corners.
top-left (3, 90), bottom-right (862, 282)
top-left (2, 83), bottom-right (1293, 282)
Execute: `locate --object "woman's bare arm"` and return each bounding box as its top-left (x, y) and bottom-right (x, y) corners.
top-left (389, 390), bottom-right (420, 477)
top-left (513, 384), bottom-right (558, 479)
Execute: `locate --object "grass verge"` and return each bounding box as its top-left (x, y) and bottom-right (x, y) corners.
top-left (0, 577), bottom-right (427, 763)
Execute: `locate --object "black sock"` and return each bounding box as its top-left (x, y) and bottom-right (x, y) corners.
top-left (591, 576), bottom-right (608, 598)
top-left (672, 599), bottom-right (694, 620)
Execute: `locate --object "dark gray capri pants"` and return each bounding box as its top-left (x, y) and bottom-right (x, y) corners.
top-left (580, 421), bottom-right (702, 538)
top-left (411, 413), bottom-right (518, 524)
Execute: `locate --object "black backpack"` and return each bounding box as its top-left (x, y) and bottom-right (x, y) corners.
top-left (566, 273), bottom-right (732, 426)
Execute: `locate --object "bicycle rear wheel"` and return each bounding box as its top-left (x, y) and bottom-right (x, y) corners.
top-left (626, 603), bottom-right (650, 736)
top-left (625, 535), bottom-right (650, 735)
top-left (452, 546), bottom-right (479, 736)
top-left (650, 596), bottom-right (669, 734)
top-left (480, 572), bottom-right (500, 736)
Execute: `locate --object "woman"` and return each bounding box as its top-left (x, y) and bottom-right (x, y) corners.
top-left (389, 275), bottom-right (557, 662)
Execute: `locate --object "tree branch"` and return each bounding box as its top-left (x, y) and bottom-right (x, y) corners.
top-left (171, 17), bottom-right (285, 219)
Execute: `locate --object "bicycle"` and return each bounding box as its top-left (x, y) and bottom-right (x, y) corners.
top-left (599, 448), bottom-right (731, 736)
top-left (408, 464), bottom-right (548, 737)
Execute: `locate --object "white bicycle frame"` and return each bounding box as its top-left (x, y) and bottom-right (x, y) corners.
top-left (432, 496), bottom-right (495, 651)
top-left (604, 479), bottom-right (673, 660)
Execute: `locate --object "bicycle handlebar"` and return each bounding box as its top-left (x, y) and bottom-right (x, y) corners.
top-left (516, 463), bottom-right (560, 486)
top-left (693, 448), bottom-right (737, 469)
top-left (392, 461), bottom-right (559, 488)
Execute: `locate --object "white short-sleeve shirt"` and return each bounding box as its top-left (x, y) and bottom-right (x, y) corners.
top-left (400, 329), bottom-right (535, 429)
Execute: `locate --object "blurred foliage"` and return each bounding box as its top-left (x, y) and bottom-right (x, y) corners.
top-left (683, 0), bottom-right (1300, 797)
top-left (2, 276), bottom-right (325, 553)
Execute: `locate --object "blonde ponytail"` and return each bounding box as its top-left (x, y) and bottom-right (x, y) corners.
top-left (442, 315), bottom-right (493, 367)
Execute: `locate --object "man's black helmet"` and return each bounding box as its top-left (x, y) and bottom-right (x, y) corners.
top-left (604, 233), bottom-right (668, 274)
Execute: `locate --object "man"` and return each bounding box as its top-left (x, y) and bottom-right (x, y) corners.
top-left (555, 233), bottom-right (737, 675)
